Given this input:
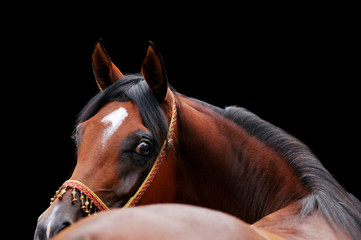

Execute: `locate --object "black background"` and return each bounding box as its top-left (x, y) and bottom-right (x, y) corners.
top-left (4, 5), bottom-right (359, 239)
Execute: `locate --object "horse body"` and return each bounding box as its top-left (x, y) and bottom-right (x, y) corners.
top-left (52, 204), bottom-right (280, 240)
top-left (34, 41), bottom-right (361, 240)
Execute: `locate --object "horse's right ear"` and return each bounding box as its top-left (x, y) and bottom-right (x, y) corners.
top-left (92, 40), bottom-right (124, 91)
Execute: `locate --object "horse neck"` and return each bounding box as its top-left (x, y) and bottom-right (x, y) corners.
top-left (175, 96), bottom-right (308, 223)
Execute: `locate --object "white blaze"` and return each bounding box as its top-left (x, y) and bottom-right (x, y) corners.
top-left (101, 106), bottom-right (128, 148)
top-left (46, 221), bottom-right (52, 239)
top-left (44, 204), bottom-right (60, 239)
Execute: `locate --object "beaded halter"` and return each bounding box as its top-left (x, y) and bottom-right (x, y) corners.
top-left (50, 92), bottom-right (177, 215)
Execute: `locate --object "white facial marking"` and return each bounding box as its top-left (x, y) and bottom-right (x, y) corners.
top-left (101, 106), bottom-right (128, 148)
top-left (46, 221), bottom-right (52, 239)
top-left (45, 204), bottom-right (60, 239)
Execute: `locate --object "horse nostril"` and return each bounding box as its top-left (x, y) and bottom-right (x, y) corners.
top-left (54, 220), bottom-right (72, 236)
top-left (34, 219), bottom-right (74, 239)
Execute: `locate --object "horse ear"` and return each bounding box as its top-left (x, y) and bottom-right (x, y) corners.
top-left (141, 41), bottom-right (168, 102)
top-left (92, 40), bottom-right (124, 91)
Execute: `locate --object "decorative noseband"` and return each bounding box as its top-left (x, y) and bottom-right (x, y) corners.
top-left (50, 92), bottom-right (177, 215)
top-left (50, 180), bottom-right (109, 215)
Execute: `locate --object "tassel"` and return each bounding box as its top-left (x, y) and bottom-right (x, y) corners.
top-left (51, 189), bottom-right (59, 203)
top-left (72, 188), bottom-right (77, 203)
top-left (84, 196), bottom-right (90, 214)
top-left (80, 191), bottom-right (85, 210)
top-left (88, 201), bottom-right (93, 216)
top-left (57, 188), bottom-right (67, 200)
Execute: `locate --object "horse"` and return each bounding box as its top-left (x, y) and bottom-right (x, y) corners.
top-left (34, 40), bottom-right (361, 240)
top-left (52, 204), bottom-right (285, 240)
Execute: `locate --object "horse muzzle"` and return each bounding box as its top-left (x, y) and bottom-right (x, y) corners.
top-left (34, 180), bottom-right (110, 239)
top-left (34, 192), bottom-right (77, 240)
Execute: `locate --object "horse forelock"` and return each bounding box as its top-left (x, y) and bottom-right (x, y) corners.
top-left (75, 73), bottom-right (168, 152)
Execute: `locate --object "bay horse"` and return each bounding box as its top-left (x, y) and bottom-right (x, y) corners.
top-left (34, 41), bottom-right (361, 240)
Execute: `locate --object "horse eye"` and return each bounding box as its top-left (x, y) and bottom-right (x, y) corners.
top-left (135, 142), bottom-right (151, 155)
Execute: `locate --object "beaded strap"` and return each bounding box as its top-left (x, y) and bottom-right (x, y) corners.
top-left (50, 180), bottom-right (109, 215)
top-left (63, 180), bottom-right (109, 211)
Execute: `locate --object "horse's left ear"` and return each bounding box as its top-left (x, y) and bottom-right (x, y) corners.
top-left (92, 40), bottom-right (124, 91)
top-left (142, 41), bottom-right (168, 102)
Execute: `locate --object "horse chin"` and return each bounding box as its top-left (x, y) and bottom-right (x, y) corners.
top-left (34, 190), bottom-right (84, 240)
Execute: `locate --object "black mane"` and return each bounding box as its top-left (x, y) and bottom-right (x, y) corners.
top-left (77, 73), bottom-right (168, 153)
top-left (223, 105), bottom-right (361, 240)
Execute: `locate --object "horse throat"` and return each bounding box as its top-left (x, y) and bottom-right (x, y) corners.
top-left (176, 97), bottom-right (308, 223)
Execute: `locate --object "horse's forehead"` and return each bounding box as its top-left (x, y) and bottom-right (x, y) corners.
top-left (90, 101), bottom-right (141, 124)
top-left (83, 101), bottom-right (145, 139)
top-left (79, 101), bottom-right (146, 153)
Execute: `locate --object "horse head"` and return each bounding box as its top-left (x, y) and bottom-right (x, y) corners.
top-left (34, 41), bottom-right (178, 239)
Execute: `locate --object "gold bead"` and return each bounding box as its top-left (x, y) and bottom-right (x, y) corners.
top-left (84, 197), bottom-right (90, 214)
top-left (80, 192), bottom-right (85, 210)
top-left (88, 201), bottom-right (93, 216)
top-left (71, 188), bottom-right (77, 203)
top-left (57, 188), bottom-right (67, 200)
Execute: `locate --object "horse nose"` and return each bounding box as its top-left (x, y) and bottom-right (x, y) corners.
top-left (34, 216), bottom-right (73, 240)
top-left (52, 219), bottom-right (73, 236)
top-left (34, 191), bottom-right (80, 240)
